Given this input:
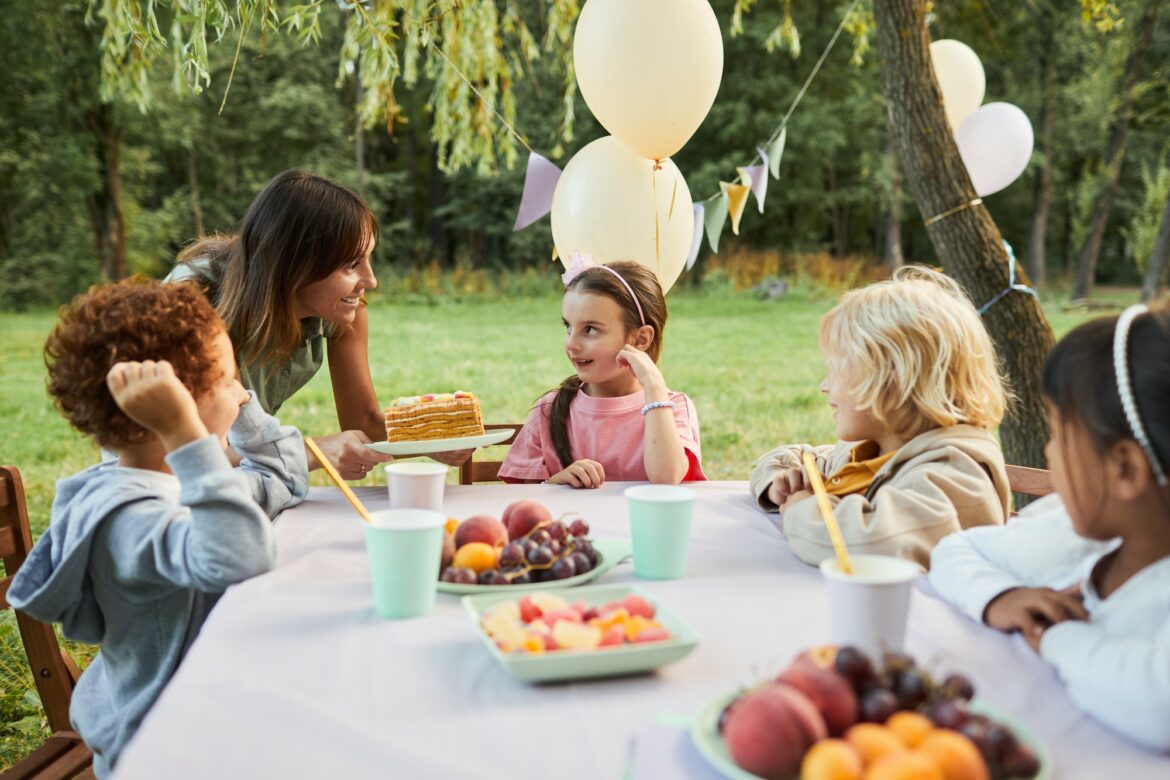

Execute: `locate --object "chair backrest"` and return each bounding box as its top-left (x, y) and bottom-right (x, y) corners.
top-left (1005, 464), bottom-right (1054, 498)
top-left (1, 465), bottom-right (81, 733)
top-left (458, 424), bottom-right (522, 485)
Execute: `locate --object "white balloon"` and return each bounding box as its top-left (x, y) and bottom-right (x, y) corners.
top-left (551, 137), bottom-right (694, 293)
top-left (955, 102), bottom-right (1035, 197)
top-left (574, 0), bottom-right (723, 161)
top-left (930, 39), bottom-right (986, 131)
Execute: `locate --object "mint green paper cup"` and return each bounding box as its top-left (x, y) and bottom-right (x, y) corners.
top-left (624, 485), bottom-right (696, 580)
top-left (365, 509), bottom-right (446, 619)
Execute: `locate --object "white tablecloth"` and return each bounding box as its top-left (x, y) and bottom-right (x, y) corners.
top-left (113, 482), bottom-right (1167, 778)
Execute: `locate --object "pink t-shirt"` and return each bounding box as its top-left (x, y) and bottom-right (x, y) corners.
top-left (498, 388), bottom-right (706, 483)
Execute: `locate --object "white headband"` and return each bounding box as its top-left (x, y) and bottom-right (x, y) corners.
top-left (1113, 303), bottom-right (1167, 486)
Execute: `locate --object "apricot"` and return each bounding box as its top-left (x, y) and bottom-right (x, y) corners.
top-left (453, 514), bottom-right (508, 550)
top-left (886, 712), bottom-right (935, 748)
top-left (916, 730), bottom-right (990, 780)
top-left (845, 723), bottom-right (909, 766)
top-left (502, 500), bottom-right (552, 540)
top-left (863, 751), bottom-right (944, 780)
top-left (451, 542), bottom-right (498, 573)
top-left (801, 738), bottom-right (863, 780)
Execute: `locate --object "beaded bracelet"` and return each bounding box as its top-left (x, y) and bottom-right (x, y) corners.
top-left (641, 400), bottom-right (676, 416)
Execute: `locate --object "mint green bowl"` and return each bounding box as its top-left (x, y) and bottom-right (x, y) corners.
top-left (462, 583), bottom-right (700, 683)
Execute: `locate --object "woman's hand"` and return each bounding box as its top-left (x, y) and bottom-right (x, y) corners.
top-left (617, 345), bottom-right (666, 394)
top-left (306, 430), bottom-right (393, 480)
top-left (768, 467), bottom-right (810, 508)
top-left (983, 585), bottom-right (1088, 651)
top-left (547, 459), bottom-right (606, 489)
top-left (107, 361), bottom-right (208, 451)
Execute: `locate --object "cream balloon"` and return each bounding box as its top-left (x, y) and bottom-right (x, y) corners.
top-left (551, 137), bottom-right (694, 293)
top-left (929, 39), bottom-right (986, 131)
top-left (574, 0), bottom-right (723, 161)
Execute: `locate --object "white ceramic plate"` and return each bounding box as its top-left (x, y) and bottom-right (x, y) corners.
top-left (437, 538), bottom-right (631, 595)
top-left (366, 427), bottom-right (516, 456)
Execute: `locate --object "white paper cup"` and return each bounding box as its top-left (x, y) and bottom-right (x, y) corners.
top-left (820, 554), bottom-right (922, 658)
top-left (385, 462), bottom-right (448, 511)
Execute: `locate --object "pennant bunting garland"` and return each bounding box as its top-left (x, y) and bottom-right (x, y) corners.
top-left (703, 193), bottom-right (729, 254)
top-left (512, 152), bottom-right (562, 231)
top-left (767, 126), bottom-right (787, 180)
top-left (720, 181), bottom-right (751, 235)
top-left (737, 150), bottom-right (769, 213)
top-left (686, 203), bottom-right (705, 271)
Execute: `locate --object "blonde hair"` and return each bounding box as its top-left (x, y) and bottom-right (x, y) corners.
top-left (819, 266), bottom-right (1007, 440)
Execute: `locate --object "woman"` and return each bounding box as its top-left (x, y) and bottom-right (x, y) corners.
top-left (169, 169), bottom-right (460, 479)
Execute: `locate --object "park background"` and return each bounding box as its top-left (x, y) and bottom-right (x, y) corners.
top-left (1, 0), bottom-right (1168, 767)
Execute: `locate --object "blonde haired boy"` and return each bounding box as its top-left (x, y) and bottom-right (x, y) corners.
top-left (750, 267), bottom-right (1010, 569)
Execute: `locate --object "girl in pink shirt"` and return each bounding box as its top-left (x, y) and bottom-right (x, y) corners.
top-left (499, 257), bottom-right (705, 488)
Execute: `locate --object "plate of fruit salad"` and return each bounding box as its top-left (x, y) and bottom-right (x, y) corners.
top-left (438, 500), bottom-right (631, 594)
top-left (462, 584), bottom-right (699, 683)
top-left (691, 645), bottom-right (1052, 780)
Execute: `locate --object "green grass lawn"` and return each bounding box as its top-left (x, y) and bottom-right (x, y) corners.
top-left (0, 285), bottom-right (1113, 767)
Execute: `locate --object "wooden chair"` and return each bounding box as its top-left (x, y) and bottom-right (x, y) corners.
top-left (1, 465), bottom-right (93, 779)
top-left (1005, 464), bottom-right (1054, 498)
top-left (458, 424), bottom-right (522, 485)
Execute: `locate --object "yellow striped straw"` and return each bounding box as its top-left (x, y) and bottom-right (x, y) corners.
top-left (801, 451), bottom-right (853, 575)
top-left (305, 436), bottom-right (372, 524)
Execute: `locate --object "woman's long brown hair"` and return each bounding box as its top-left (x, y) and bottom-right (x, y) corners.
top-left (176, 170), bottom-right (379, 367)
top-left (547, 261), bottom-right (668, 468)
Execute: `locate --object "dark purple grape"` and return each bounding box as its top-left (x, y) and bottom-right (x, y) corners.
top-left (986, 723), bottom-right (1018, 762)
top-left (942, 673), bottom-right (975, 702)
top-left (486, 572), bottom-right (511, 585)
top-left (959, 720), bottom-right (995, 762)
top-left (925, 699), bottom-right (971, 730)
top-left (859, 688), bottom-right (899, 723)
top-left (834, 646), bottom-right (876, 689)
top-left (573, 538), bottom-right (599, 565)
top-left (569, 551), bottom-right (592, 574)
top-left (529, 529), bottom-right (551, 546)
top-left (478, 569), bottom-right (498, 585)
top-left (547, 521), bottom-right (567, 541)
top-left (531, 567), bottom-right (551, 583)
top-left (895, 669), bottom-right (930, 710)
top-left (508, 570), bottom-right (531, 584)
top-left (528, 546), bottom-right (554, 567)
top-left (546, 539), bottom-right (563, 556)
top-left (999, 744), bottom-right (1040, 778)
top-left (549, 557), bottom-right (578, 580)
top-left (499, 542), bottom-right (526, 567)
top-left (442, 567), bottom-right (477, 585)
top-left (568, 518), bottom-right (590, 537)
top-left (520, 538), bottom-right (539, 555)
top-left (440, 567), bottom-right (459, 582)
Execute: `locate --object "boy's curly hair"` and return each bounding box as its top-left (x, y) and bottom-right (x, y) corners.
top-left (44, 278), bottom-right (226, 450)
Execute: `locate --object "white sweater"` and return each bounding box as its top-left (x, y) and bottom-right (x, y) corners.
top-left (928, 494), bottom-right (1170, 753)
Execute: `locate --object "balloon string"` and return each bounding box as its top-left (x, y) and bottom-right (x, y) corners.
top-left (653, 168), bottom-right (661, 269)
top-left (923, 198), bottom-right (983, 227)
top-left (430, 42), bottom-right (535, 156)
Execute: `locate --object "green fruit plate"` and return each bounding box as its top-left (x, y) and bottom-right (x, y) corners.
top-left (437, 537), bottom-right (631, 595)
top-left (690, 690), bottom-right (1053, 780)
top-left (461, 583), bottom-right (700, 683)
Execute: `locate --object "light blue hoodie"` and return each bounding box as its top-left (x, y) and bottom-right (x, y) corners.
top-left (8, 394), bottom-right (307, 778)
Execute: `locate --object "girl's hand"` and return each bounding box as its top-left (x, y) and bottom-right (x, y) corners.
top-left (106, 361), bottom-right (208, 450)
top-left (983, 585), bottom-right (1088, 651)
top-left (768, 467), bottom-right (810, 508)
top-left (547, 459), bottom-right (606, 489)
top-left (307, 430), bottom-right (394, 480)
top-left (617, 345), bottom-right (666, 393)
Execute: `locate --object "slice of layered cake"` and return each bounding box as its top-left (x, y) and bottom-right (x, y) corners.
top-left (384, 391), bottom-right (485, 442)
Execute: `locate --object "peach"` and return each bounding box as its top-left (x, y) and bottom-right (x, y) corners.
top-left (916, 731), bottom-right (990, 780)
top-left (725, 683), bottom-right (828, 780)
top-left (801, 738), bottom-right (863, 780)
top-left (844, 723), bottom-right (908, 766)
top-left (886, 712), bottom-right (935, 749)
top-left (778, 661), bottom-right (859, 737)
top-left (862, 751), bottom-right (944, 780)
top-left (454, 514), bottom-right (508, 550)
top-left (502, 500), bottom-right (552, 540)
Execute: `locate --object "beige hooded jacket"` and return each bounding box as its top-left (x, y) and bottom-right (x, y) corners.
top-left (749, 425), bottom-right (1009, 570)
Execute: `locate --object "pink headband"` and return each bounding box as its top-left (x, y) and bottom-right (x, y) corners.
top-left (561, 252), bottom-right (646, 326)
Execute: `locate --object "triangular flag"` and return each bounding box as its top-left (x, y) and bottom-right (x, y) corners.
top-left (686, 203), bottom-right (704, 271)
top-left (703, 193), bottom-right (729, 254)
top-left (767, 126), bottom-right (787, 179)
top-left (737, 155), bottom-right (769, 214)
top-left (513, 151), bottom-right (562, 231)
top-left (720, 181), bottom-right (751, 235)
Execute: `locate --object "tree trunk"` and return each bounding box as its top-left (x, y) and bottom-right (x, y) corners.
top-left (1026, 47), bottom-right (1055, 289)
top-left (85, 101), bottom-right (126, 281)
top-left (884, 142), bottom-right (905, 270)
top-left (1141, 195), bottom-right (1170, 301)
top-left (1070, 1), bottom-right (1158, 300)
top-left (873, 0), bottom-right (1056, 474)
top-left (429, 147), bottom-right (450, 266)
top-left (187, 146), bottom-right (204, 236)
